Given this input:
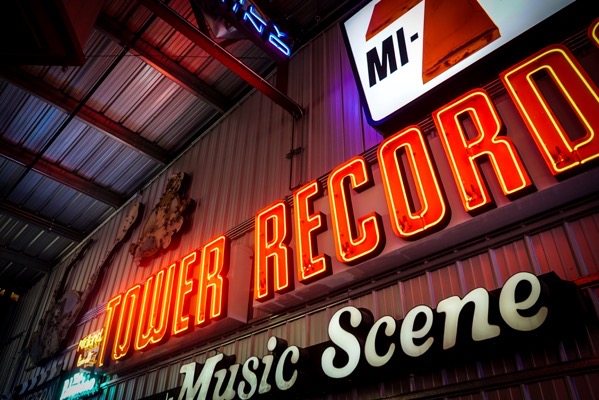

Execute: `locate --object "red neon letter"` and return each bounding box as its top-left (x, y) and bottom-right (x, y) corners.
top-left (590, 18), bottom-right (599, 47)
top-left (97, 294), bottom-right (121, 367)
top-left (377, 126), bottom-right (448, 239)
top-left (433, 89), bottom-right (532, 214)
top-left (293, 180), bottom-right (331, 283)
top-left (328, 156), bottom-right (385, 265)
top-left (501, 45), bottom-right (599, 175)
top-left (195, 235), bottom-right (229, 326)
top-left (134, 263), bottom-right (176, 351)
top-left (254, 201), bottom-right (292, 300)
top-left (112, 284), bottom-right (141, 360)
top-left (172, 252), bottom-right (197, 336)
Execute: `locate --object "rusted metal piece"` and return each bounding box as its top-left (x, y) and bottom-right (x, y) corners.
top-left (29, 202), bottom-right (143, 365)
top-left (129, 172), bottom-right (193, 264)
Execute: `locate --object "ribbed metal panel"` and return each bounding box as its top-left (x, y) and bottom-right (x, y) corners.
top-left (42, 119), bottom-right (161, 195)
top-left (20, 31), bottom-right (121, 98)
top-left (0, 158), bottom-right (25, 189)
top-left (0, 261), bottom-right (65, 392)
top-left (0, 82), bottom-right (68, 153)
top-left (6, 170), bottom-right (114, 232)
top-left (138, 90), bottom-right (215, 151)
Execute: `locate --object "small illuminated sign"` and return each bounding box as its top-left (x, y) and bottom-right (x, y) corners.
top-left (341, 0), bottom-right (575, 125)
top-left (59, 371), bottom-right (101, 400)
top-left (76, 329), bottom-right (104, 368)
top-left (211, 0), bottom-right (292, 56)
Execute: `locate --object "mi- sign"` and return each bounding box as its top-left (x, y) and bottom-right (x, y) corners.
top-left (342, 0), bottom-right (574, 125)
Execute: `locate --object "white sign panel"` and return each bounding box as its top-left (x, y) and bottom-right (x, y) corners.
top-left (342, 0), bottom-right (575, 124)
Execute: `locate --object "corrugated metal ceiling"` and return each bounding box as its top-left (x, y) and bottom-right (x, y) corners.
top-left (0, 0), bottom-right (361, 296)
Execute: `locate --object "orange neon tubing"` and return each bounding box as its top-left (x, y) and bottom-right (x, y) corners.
top-left (501, 45), bottom-right (599, 175)
top-left (378, 126), bottom-right (448, 238)
top-left (293, 180), bottom-right (331, 283)
top-left (254, 201), bottom-right (292, 300)
top-left (328, 156), bottom-right (385, 265)
top-left (196, 235), bottom-right (230, 326)
top-left (433, 89), bottom-right (532, 213)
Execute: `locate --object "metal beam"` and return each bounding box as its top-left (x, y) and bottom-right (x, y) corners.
top-left (198, 1), bottom-right (289, 64)
top-left (0, 247), bottom-right (51, 274)
top-left (0, 202), bottom-right (86, 243)
top-left (0, 67), bottom-right (170, 165)
top-left (141, 0), bottom-right (304, 119)
top-left (95, 13), bottom-right (231, 113)
top-left (0, 140), bottom-right (125, 208)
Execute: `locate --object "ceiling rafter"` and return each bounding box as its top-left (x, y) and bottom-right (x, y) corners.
top-left (140, 0), bottom-right (304, 119)
top-left (0, 139), bottom-right (126, 208)
top-left (0, 202), bottom-right (86, 243)
top-left (0, 247), bottom-right (51, 275)
top-left (95, 13), bottom-right (231, 113)
top-left (0, 67), bottom-right (170, 165)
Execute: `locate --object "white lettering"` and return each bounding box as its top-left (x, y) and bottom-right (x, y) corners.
top-left (400, 305), bottom-right (434, 357)
top-left (237, 357), bottom-right (259, 399)
top-left (275, 346), bottom-right (300, 390)
top-left (213, 364), bottom-right (239, 400)
top-left (437, 288), bottom-right (501, 349)
top-left (365, 316), bottom-right (396, 367)
top-left (179, 354), bottom-right (223, 400)
top-left (321, 306), bottom-right (364, 379)
top-left (499, 272), bottom-right (548, 331)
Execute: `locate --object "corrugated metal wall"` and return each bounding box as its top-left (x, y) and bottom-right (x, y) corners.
top-left (2, 22), bottom-right (598, 400)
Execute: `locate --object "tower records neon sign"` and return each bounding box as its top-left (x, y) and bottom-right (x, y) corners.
top-left (97, 33), bottom-right (599, 367)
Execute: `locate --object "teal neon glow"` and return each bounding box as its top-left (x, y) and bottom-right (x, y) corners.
top-left (59, 371), bottom-right (100, 400)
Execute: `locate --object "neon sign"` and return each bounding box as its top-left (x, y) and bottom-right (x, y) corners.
top-left (501, 45), bottom-right (599, 175)
top-left (250, 43), bottom-right (598, 302)
top-left (212, 0), bottom-right (292, 57)
top-left (59, 371), bottom-right (101, 400)
top-left (98, 36), bottom-right (599, 367)
top-left (98, 236), bottom-right (231, 366)
top-left (433, 89), bottom-right (533, 213)
top-left (76, 329), bottom-right (104, 368)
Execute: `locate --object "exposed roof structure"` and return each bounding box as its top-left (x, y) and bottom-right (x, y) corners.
top-left (0, 0), bottom-right (360, 298)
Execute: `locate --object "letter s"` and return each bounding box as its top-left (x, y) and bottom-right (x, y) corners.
top-left (321, 306), bottom-right (363, 379)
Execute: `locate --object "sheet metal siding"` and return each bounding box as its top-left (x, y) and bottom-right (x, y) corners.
top-left (0, 257), bottom-right (66, 392)
top-left (20, 30), bottom-right (123, 100)
top-left (0, 80), bottom-right (161, 199)
top-left (290, 26), bottom-right (383, 181)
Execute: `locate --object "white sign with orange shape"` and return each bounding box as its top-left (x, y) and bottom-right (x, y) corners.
top-left (342, 0), bottom-right (574, 124)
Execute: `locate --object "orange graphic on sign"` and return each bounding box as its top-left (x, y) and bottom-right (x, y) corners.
top-left (366, 0), bottom-right (500, 83)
